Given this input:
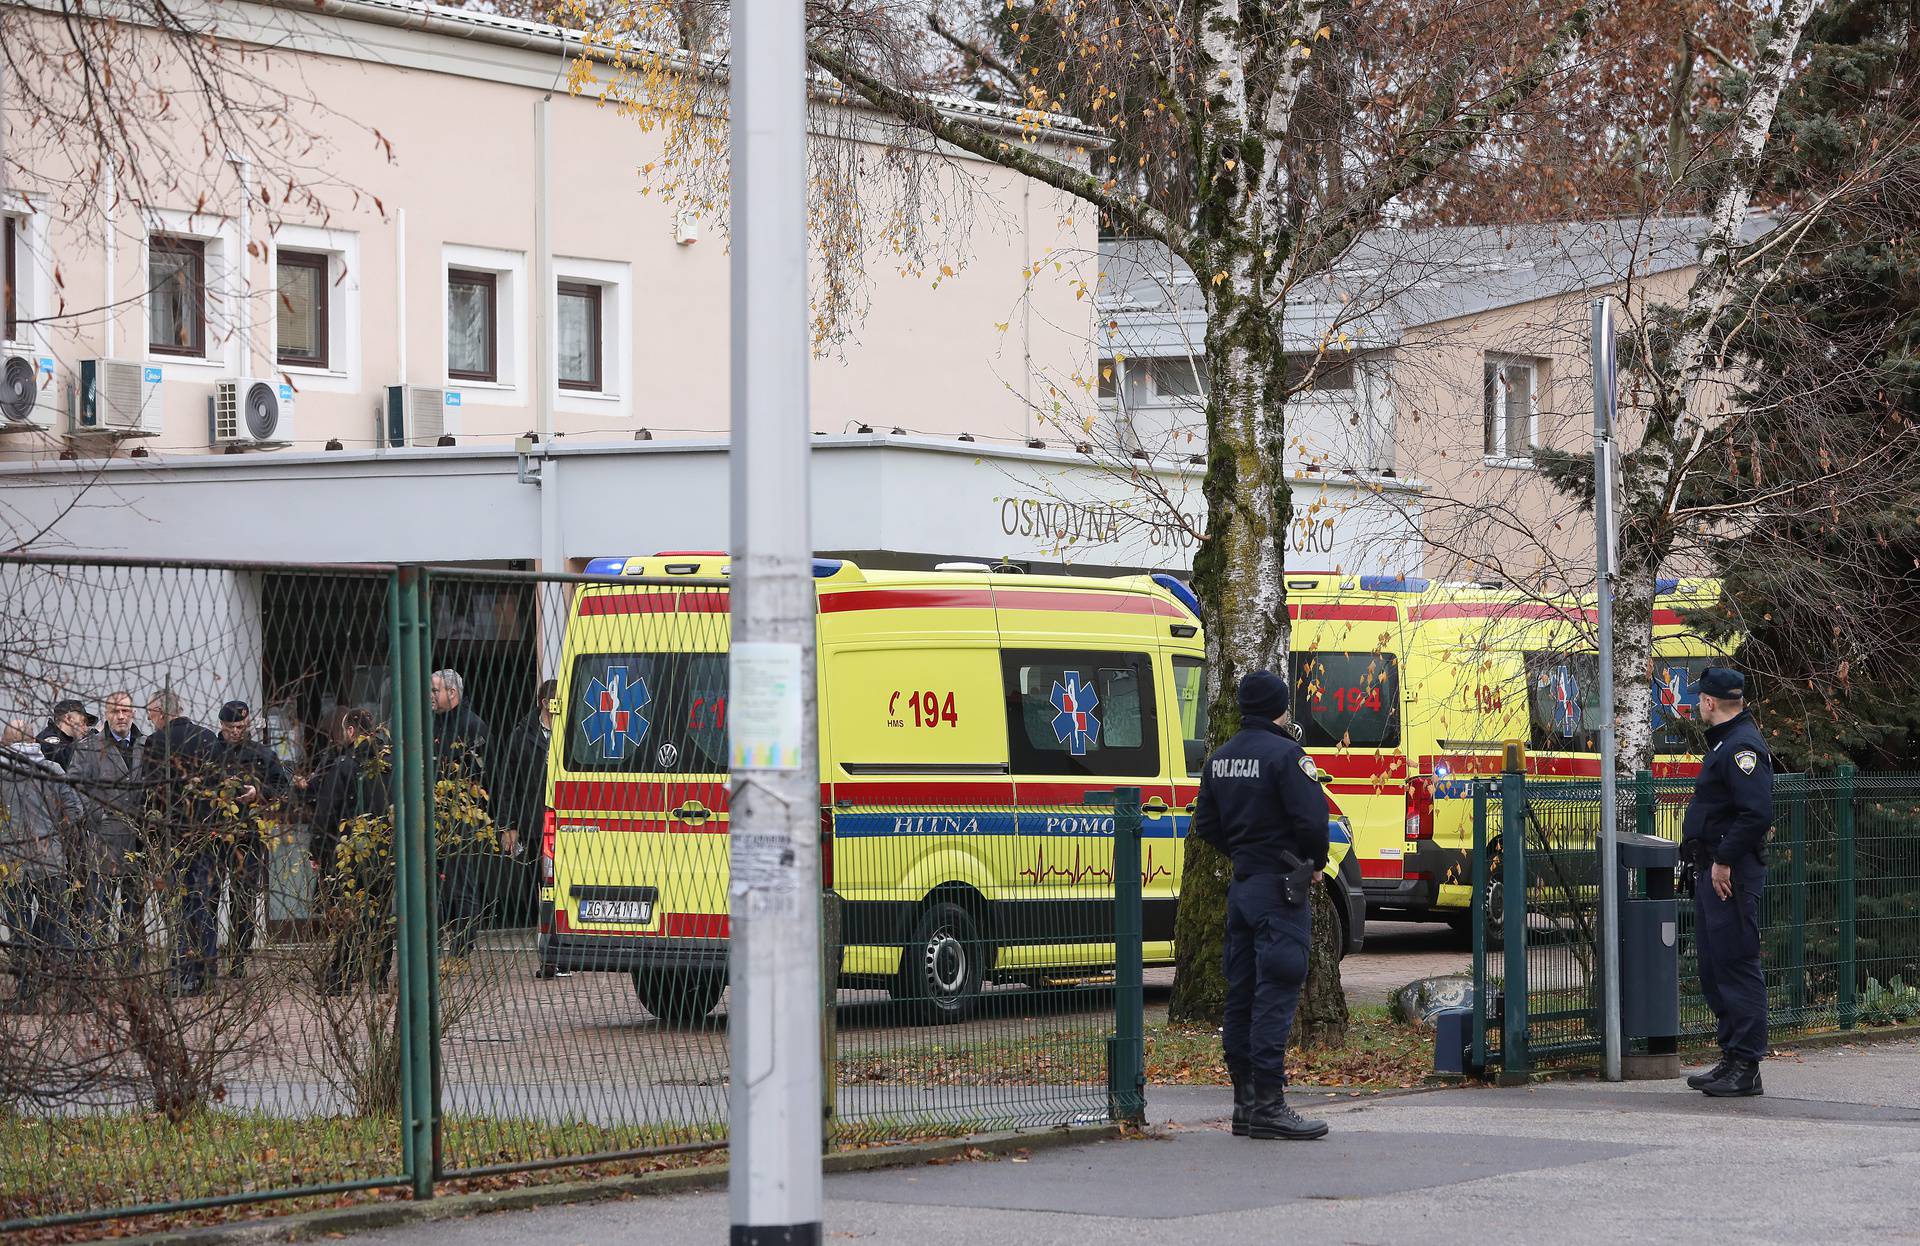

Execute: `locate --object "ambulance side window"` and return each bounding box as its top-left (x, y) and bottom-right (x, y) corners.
top-left (1001, 650), bottom-right (1160, 778)
top-left (1171, 657), bottom-right (1209, 776)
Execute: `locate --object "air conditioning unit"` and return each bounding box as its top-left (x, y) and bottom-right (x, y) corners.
top-left (383, 384), bottom-right (446, 447)
top-left (213, 377), bottom-right (294, 448)
top-left (0, 349), bottom-right (58, 432)
top-left (73, 358), bottom-right (161, 434)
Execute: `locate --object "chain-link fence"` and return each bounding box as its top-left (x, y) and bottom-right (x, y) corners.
top-left (0, 557), bottom-right (1146, 1231)
top-left (1471, 767), bottom-right (1920, 1077)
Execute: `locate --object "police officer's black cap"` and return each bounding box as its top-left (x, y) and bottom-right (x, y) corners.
top-left (1237, 670), bottom-right (1291, 721)
top-left (51, 698), bottom-right (98, 726)
top-left (219, 700), bottom-right (252, 723)
top-left (1699, 668), bottom-right (1746, 700)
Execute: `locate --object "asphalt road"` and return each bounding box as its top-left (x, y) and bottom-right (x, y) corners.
top-left (350, 1038), bottom-right (1920, 1245)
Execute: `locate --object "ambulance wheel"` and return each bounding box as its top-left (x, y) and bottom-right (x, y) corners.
top-left (897, 901), bottom-right (986, 1024)
top-left (632, 968), bottom-right (725, 1026)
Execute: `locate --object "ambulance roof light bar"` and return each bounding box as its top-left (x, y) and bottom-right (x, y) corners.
top-left (582, 555), bottom-right (850, 578)
top-left (1149, 573), bottom-right (1201, 619)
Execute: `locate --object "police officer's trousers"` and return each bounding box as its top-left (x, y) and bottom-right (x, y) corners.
top-left (1693, 855), bottom-right (1768, 1062)
top-left (1222, 873), bottom-right (1313, 1085)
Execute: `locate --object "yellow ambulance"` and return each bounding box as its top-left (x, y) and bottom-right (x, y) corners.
top-left (1282, 574), bottom-right (1721, 935)
top-left (536, 554), bottom-right (1367, 1023)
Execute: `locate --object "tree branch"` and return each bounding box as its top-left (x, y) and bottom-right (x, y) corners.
top-left (927, 12), bottom-right (1023, 102)
top-left (806, 37), bottom-right (1178, 250)
top-left (1290, 5), bottom-right (1595, 277)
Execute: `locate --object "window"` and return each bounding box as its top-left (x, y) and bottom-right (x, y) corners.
top-left (3, 216), bottom-right (15, 342)
top-left (1145, 356), bottom-right (1208, 399)
top-left (1285, 352), bottom-right (1355, 392)
top-left (1524, 651), bottom-right (1600, 752)
top-left (1484, 356), bottom-right (1539, 459)
top-left (148, 235), bottom-right (206, 357)
top-left (562, 652), bottom-right (730, 774)
top-left (1002, 650), bottom-right (1160, 777)
top-left (1290, 652), bottom-right (1401, 748)
top-left (557, 281), bottom-right (602, 391)
top-left (276, 250), bottom-right (329, 368)
top-left (1652, 658), bottom-right (1720, 756)
top-left (447, 268), bottom-right (498, 382)
top-left (1172, 656), bottom-right (1209, 777)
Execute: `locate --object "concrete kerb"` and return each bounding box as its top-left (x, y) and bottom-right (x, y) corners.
top-left (109, 1124), bottom-right (1122, 1246)
top-left (1464, 1022), bottom-right (1920, 1088)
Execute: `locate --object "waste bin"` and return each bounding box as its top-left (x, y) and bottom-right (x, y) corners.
top-left (1617, 832), bottom-right (1680, 1067)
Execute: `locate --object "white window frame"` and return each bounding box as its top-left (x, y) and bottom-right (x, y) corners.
top-left (1483, 353), bottom-right (1541, 467)
top-left (442, 243), bottom-right (526, 405)
top-left (1, 199), bottom-right (49, 353)
top-left (140, 209), bottom-right (240, 376)
top-left (270, 225), bottom-right (361, 392)
top-left (552, 255), bottom-right (630, 415)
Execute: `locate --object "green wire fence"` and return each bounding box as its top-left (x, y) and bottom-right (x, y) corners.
top-left (0, 557), bottom-right (1145, 1231)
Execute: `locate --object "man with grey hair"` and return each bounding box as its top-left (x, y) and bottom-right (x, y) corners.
top-left (430, 669), bottom-right (492, 957)
top-left (69, 691), bottom-right (148, 959)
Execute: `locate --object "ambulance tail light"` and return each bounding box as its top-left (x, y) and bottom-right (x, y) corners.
top-left (820, 806), bottom-right (836, 891)
top-left (1405, 774), bottom-right (1435, 841)
top-left (541, 807), bottom-right (557, 886)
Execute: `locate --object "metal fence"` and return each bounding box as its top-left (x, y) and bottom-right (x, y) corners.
top-left (1471, 767), bottom-right (1920, 1077)
top-left (0, 557), bottom-right (1145, 1230)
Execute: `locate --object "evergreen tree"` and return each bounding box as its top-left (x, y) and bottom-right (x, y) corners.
top-left (1704, 0), bottom-right (1920, 771)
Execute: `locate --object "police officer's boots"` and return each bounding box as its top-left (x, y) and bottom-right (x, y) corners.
top-left (1249, 1081), bottom-right (1329, 1141)
top-left (1227, 1059), bottom-right (1254, 1137)
top-left (1699, 1059), bottom-right (1763, 1098)
top-left (1686, 1056), bottom-right (1732, 1091)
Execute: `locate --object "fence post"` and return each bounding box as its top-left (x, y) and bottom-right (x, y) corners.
top-left (1786, 774), bottom-right (1808, 1020)
top-left (1470, 778), bottom-right (1489, 1076)
top-left (1500, 760), bottom-right (1530, 1083)
top-left (1837, 764), bottom-right (1858, 1030)
top-left (1108, 786), bottom-right (1146, 1124)
top-left (1634, 770), bottom-right (1654, 839)
top-left (392, 567), bottom-right (437, 1199)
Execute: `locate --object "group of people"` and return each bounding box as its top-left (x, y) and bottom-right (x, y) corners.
top-left (1192, 663), bottom-right (1774, 1141)
top-left (0, 667), bottom-right (560, 1010)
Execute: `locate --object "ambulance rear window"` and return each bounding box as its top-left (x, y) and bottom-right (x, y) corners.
top-left (1524, 651), bottom-right (1600, 752)
top-left (1002, 650), bottom-right (1160, 777)
top-left (563, 651), bottom-right (730, 773)
top-left (1290, 652), bottom-right (1400, 749)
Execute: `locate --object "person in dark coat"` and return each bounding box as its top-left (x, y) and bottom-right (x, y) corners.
top-left (1191, 671), bottom-right (1332, 1142)
top-left (68, 692), bottom-right (149, 961)
top-left (309, 709), bottom-right (395, 994)
top-left (430, 669), bottom-right (491, 957)
top-left (142, 692), bottom-right (225, 996)
top-left (201, 701), bottom-right (292, 980)
top-left (2, 722), bottom-right (83, 1012)
top-left (1680, 667), bottom-right (1775, 1098)
top-left (495, 679), bottom-right (556, 941)
top-left (35, 698), bottom-right (95, 771)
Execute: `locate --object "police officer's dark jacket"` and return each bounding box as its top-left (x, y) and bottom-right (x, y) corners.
top-left (1681, 708), bottom-right (1773, 866)
top-left (1190, 718), bottom-right (1330, 875)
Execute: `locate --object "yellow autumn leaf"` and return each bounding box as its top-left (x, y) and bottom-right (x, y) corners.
top-left (1212, 271), bottom-right (1227, 285)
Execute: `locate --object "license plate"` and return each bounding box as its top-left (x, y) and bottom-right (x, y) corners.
top-left (578, 899), bottom-right (653, 924)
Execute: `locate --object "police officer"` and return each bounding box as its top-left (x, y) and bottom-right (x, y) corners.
top-left (1191, 670), bottom-right (1331, 1141)
top-left (1680, 667), bottom-right (1773, 1098)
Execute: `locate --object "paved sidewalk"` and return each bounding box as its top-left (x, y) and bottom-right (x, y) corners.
top-left (350, 1039), bottom-right (1920, 1245)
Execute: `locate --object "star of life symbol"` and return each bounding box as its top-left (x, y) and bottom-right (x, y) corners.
top-left (1050, 674), bottom-right (1101, 757)
top-left (1545, 665), bottom-right (1581, 735)
top-left (1655, 665), bottom-right (1698, 723)
top-left (582, 666), bottom-right (650, 760)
